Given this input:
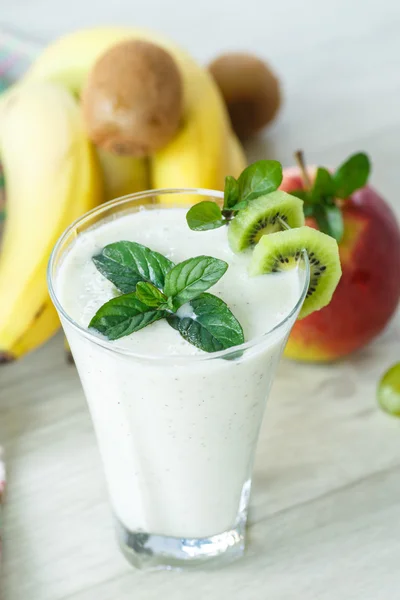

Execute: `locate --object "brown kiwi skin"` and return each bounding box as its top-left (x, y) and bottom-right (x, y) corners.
top-left (208, 53), bottom-right (281, 139)
top-left (82, 40), bottom-right (183, 157)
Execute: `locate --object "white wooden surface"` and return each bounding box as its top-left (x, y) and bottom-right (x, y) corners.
top-left (1, 1), bottom-right (400, 598)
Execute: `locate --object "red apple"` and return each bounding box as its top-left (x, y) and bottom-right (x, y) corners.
top-left (281, 166), bottom-right (400, 361)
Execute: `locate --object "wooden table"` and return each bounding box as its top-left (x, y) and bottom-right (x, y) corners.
top-left (1, 0), bottom-right (400, 597)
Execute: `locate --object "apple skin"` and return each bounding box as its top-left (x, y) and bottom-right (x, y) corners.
top-left (281, 167), bottom-right (400, 361)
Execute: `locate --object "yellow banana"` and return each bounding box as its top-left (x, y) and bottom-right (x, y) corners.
top-left (0, 85), bottom-right (149, 202)
top-left (96, 148), bottom-right (149, 201)
top-left (149, 44), bottom-right (232, 194)
top-left (0, 81), bottom-right (103, 358)
top-left (228, 132), bottom-right (247, 178)
top-left (24, 27), bottom-right (233, 194)
top-left (24, 28), bottom-right (142, 96)
top-left (9, 300), bottom-right (60, 359)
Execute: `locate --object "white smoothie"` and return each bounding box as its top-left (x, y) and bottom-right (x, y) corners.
top-left (55, 206), bottom-right (304, 539)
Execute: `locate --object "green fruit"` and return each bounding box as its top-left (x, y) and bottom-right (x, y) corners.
top-left (228, 191), bottom-right (305, 253)
top-left (249, 226), bottom-right (342, 318)
top-left (377, 362), bottom-right (400, 417)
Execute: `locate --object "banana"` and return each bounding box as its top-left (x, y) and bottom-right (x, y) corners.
top-left (0, 81), bottom-right (103, 358)
top-left (9, 299), bottom-right (59, 359)
top-left (228, 132), bottom-right (247, 178)
top-left (25, 28), bottom-right (141, 96)
top-left (0, 85), bottom-right (149, 202)
top-left (24, 27), bottom-right (234, 194)
top-left (96, 148), bottom-right (149, 201)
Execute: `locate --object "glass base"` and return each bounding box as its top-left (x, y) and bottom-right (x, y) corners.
top-left (115, 519), bottom-right (246, 571)
top-left (115, 480), bottom-right (251, 571)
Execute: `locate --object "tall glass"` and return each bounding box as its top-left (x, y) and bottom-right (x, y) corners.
top-left (48, 189), bottom-right (309, 570)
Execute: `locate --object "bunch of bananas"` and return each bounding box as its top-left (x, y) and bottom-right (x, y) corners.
top-left (0, 27), bottom-right (247, 362)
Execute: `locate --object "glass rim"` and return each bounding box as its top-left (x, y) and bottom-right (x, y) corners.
top-left (47, 187), bottom-right (310, 363)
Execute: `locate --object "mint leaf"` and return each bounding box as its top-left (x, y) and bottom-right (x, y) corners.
top-left (238, 160), bottom-right (283, 203)
top-left (136, 282), bottom-right (167, 307)
top-left (223, 175), bottom-right (240, 209)
top-left (167, 293), bottom-right (244, 352)
top-left (164, 256), bottom-right (228, 310)
top-left (303, 204), bottom-right (314, 217)
top-left (290, 189), bottom-right (310, 202)
top-left (92, 241), bottom-right (174, 293)
top-left (89, 293), bottom-right (165, 340)
top-left (333, 152), bottom-right (370, 199)
top-left (311, 167), bottom-right (335, 202)
top-left (313, 203), bottom-right (344, 242)
top-left (186, 201), bottom-right (225, 231)
top-left (226, 200), bottom-right (249, 211)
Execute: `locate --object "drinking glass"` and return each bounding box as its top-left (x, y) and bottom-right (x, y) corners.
top-left (48, 189), bottom-right (309, 570)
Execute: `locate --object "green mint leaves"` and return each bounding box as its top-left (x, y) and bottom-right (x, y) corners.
top-left (186, 160), bottom-right (283, 232)
top-left (92, 241), bottom-right (174, 293)
top-left (311, 167), bottom-right (336, 202)
top-left (135, 282), bottom-right (168, 307)
top-left (89, 242), bottom-right (244, 353)
top-left (224, 175), bottom-right (240, 209)
top-left (291, 151), bottom-right (370, 243)
top-left (333, 152), bottom-right (370, 199)
top-left (183, 201), bottom-right (225, 231)
top-left (164, 256), bottom-right (228, 310)
top-left (237, 160), bottom-right (283, 204)
top-left (89, 294), bottom-right (165, 340)
top-left (167, 293), bottom-right (245, 352)
top-left (312, 203), bottom-right (344, 243)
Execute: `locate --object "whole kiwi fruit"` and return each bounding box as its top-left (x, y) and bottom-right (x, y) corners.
top-left (209, 52), bottom-right (281, 139)
top-left (82, 40), bottom-right (183, 156)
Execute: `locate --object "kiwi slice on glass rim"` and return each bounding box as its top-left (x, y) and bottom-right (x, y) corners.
top-left (228, 190), bottom-right (305, 253)
top-left (249, 226), bottom-right (342, 318)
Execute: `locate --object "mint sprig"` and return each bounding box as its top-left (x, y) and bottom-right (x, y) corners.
top-left (333, 153), bottom-right (370, 199)
top-left (186, 160), bottom-right (283, 232)
top-left (89, 245), bottom-right (244, 353)
top-left (167, 293), bottom-right (244, 352)
top-left (292, 151), bottom-right (370, 242)
top-left (164, 256), bottom-right (228, 310)
top-left (92, 241), bottom-right (174, 293)
top-left (224, 175), bottom-right (240, 209)
top-left (183, 201), bottom-right (225, 231)
top-left (136, 282), bottom-right (168, 307)
top-left (89, 294), bottom-right (165, 340)
top-left (237, 160), bottom-right (283, 204)
top-left (311, 167), bottom-right (336, 202)
top-left (313, 203), bottom-right (344, 242)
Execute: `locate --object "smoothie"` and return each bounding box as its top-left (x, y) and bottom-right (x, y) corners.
top-left (55, 205), bottom-right (304, 540)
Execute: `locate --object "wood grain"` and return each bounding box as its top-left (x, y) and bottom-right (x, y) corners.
top-left (1, 1), bottom-right (400, 597)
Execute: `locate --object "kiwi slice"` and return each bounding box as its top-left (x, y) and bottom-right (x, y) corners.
top-left (228, 191), bottom-right (305, 253)
top-left (249, 226), bottom-right (342, 319)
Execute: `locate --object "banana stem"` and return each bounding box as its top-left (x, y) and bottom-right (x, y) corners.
top-left (0, 352), bottom-right (15, 364)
